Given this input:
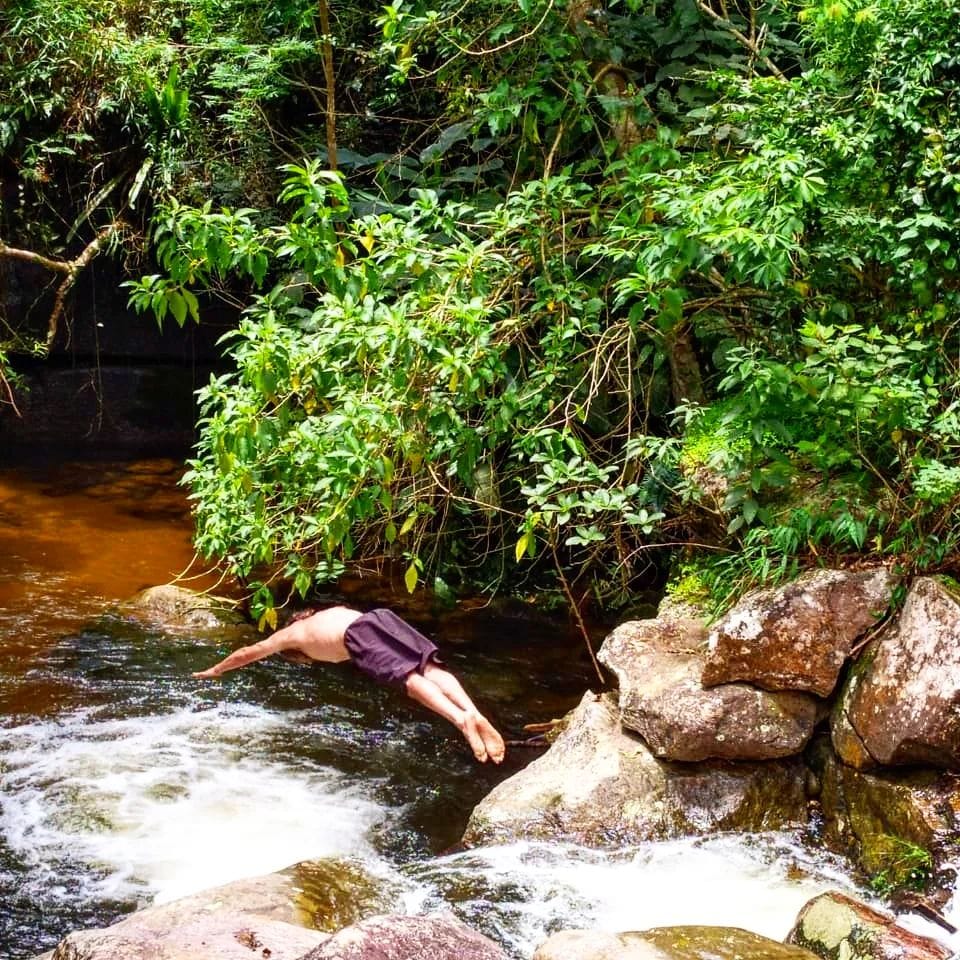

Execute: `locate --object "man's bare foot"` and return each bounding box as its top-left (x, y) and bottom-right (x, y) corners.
top-left (461, 713), bottom-right (488, 762)
top-left (476, 714), bottom-right (506, 764)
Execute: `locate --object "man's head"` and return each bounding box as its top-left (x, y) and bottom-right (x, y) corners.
top-left (276, 608), bottom-right (320, 665)
top-left (284, 607), bottom-right (319, 625)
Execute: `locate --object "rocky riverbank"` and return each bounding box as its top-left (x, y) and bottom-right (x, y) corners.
top-left (470, 570), bottom-right (960, 882)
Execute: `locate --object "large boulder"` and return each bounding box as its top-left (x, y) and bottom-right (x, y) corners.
top-left (299, 912), bottom-right (508, 960)
top-left (598, 618), bottom-right (821, 761)
top-left (703, 568), bottom-right (896, 697)
top-left (786, 891), bottom-right (952, 960)
top-left (462, 692), bottom-right (808, 846)
top-left (832, 577), bottom-right (960, 770)
top-left (46, 858), bottom-right (398, 960)
top-left (52, 920), bottom-right (320, 960)
top-left (533, 926), bottom-right (821, 960)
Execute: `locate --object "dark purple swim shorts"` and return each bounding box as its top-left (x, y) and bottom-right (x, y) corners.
top-left (343, 608), bottom-right (440, 688)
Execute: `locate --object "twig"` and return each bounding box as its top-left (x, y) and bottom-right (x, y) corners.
top-left (695, 1), bottom-right (786, 80)
top-left (0, 367), bottom-right (21, 416)
top-left (849, 616), bottom-right (889, 658)
top-left (46, 225), bottom-right (117, 346)
top-left (550, 536), bottom-right (606, 686)
top-left (446, 0), bottom-right (555, 57)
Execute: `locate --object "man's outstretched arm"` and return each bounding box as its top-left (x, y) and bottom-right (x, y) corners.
top-left (192, 628), bottom-right (297, 679)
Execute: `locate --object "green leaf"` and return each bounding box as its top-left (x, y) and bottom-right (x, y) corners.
top-left (168, 291), bottom-right (188, 327)
top-left (515, 532), bottom-right (529, 563)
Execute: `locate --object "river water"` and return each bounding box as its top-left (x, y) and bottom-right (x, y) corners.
top-left (0, 457), bottom-right (926, 959)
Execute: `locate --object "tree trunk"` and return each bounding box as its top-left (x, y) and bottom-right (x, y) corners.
top-left (666, 324), bottom-right (706, 406)
top-left (318, 0), bottom-right (338, 171)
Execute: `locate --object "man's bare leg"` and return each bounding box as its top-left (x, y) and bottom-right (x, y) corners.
top-left (404, 671), bottom-right (488, 762)
top-left (422, 664), bottom-right (506, 763)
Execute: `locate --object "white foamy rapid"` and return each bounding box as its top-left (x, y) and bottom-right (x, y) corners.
top-left (405, 835), bottom-right (876, 957)
top-left (0, 703), bottom-right (390, 906)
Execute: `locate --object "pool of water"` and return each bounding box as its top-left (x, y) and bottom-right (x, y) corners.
top-left (0, 458), bottom-right (937, 959)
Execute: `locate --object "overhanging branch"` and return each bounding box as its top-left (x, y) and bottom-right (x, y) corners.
top-left (0, 223), bottom-right (118, 349)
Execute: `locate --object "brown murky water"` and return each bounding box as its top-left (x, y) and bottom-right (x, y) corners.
top-left (0, 460), bottom-right (213, 632)
top-left (0, 459), bottom-right (229, 716)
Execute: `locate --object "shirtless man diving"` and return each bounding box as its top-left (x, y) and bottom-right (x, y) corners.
top-left (193, 605), bottom-right (506, 764)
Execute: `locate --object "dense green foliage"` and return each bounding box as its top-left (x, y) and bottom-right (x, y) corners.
top-left (3, 0), bottom-right (960, 619)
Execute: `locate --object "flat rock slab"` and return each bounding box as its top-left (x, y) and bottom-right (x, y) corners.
top-left (598, 618), bottom-right (820, 761)
top-left (703, 567), bottom-right (896, 697)
top-left (45, 858), bottom-right (401, 960)
top-left (299, 912), bottom-right (508, 960)
top-left (463, 691), bottom-right (807, 846)
top-left (533, 926), bottom-right (821, 960)
top-left (787, 891), bottom-right (952, 960)
top-left (52, 913), bottom-right (325, 960)
top-left (832, 577), bottom-right (960, 769)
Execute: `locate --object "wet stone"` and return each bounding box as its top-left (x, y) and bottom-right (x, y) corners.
top-left (286, 858), bottom-right (404, 932)
top-left (786, 891), bottom-right (952, 960)
top-left (816, 752), bottom-right (960, 891)
top-left (463, 691), bottom-right (808, 846)
top-left (533, 926), bottom-right (822, 960)
top-left (299, 912), bottom-right (509, 960)
top-left (117, 584), bottom-right (255, 642)
top-left (44, 859), bottom-right (399, 960)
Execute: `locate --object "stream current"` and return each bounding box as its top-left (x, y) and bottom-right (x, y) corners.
top-left (0, 457), bottom-right (917, 959)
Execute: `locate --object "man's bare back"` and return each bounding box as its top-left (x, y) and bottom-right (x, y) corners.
top-left (192, 605), bottom-right (506, 764)
top-left (278, 605), bottom-right (361, 663)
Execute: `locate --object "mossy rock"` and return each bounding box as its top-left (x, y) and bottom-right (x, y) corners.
top-left (534, 926), bottom-right (821, 960)
top-left (787, 891), bottom-right (951, 960)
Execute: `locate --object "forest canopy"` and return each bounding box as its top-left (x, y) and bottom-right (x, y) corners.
top-left (1, 0), bottom-right (959, 623)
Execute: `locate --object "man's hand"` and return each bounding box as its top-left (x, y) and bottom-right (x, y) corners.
top-left (191, 636), bottom-right (285, 680)
top-left (191, 666), bottom-right (222, 679)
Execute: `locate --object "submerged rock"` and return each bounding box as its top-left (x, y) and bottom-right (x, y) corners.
top-left (786, 891), bottom-right (952, 960)
top-left (299, 912), bottom-right (508, 959)
top-left (703, 567), bottom-right (896, 697)
top-left (832, 577), bottom-right (960, 770)
top-left (533, 926), bottom-right (821, 960)
top-left (598, 617), bottom-right (821, 761)
top-left (286, 858), bottom-right (404, 932)
top-left (45, 857), bottom-right (398, 960)
top-left (462, 691), bottom-right (808, 846)
top-left (118, 584), bottom-right (254, 640)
